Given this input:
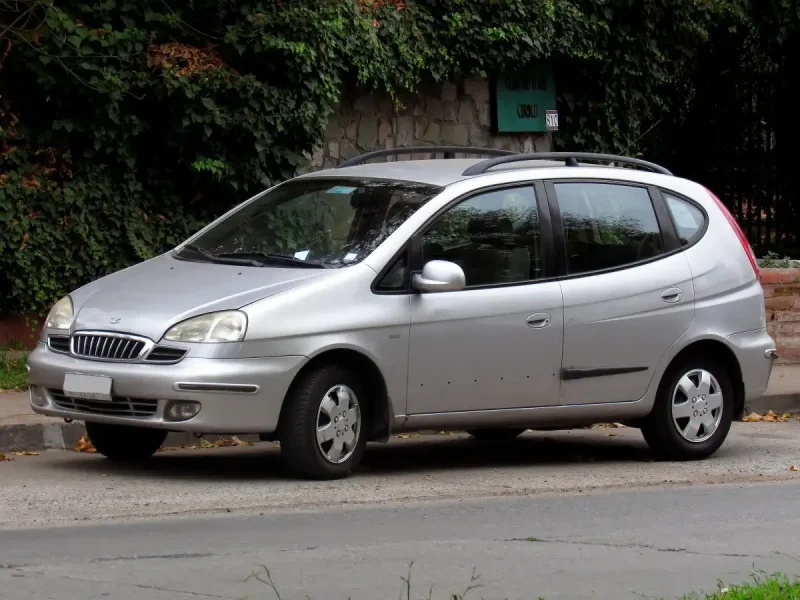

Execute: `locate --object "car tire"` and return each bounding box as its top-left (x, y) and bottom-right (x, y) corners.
top-left (85, 422), bottom-right (167, 461)
top-left (279, 365), bottom-right (369, 480)
top-left (641, 357), bottom-right (734, 461)
top-left (467, 428), bottom-right (526, 441)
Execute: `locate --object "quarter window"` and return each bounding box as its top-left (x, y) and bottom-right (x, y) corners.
top-left (421, 186), bottom-right (543, 287)
top-left (664, 194), bottom-right (705, 245)
top-left (554, 182), bottom-right (664, 274)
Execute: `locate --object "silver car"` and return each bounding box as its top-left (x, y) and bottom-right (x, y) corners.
top-left (28, 149), bottom-right (776, 479)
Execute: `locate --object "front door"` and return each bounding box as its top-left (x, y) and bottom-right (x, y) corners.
top-left (406, 185), bottom-right (563, 415)
top-left (548, 180), bottom-right (695, 405)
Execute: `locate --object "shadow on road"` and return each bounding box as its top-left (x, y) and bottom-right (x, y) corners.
top-left (41, 430), bottom-right (684, 482)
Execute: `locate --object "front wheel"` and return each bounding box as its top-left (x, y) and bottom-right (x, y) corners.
top-left (85, 422), bottom-right (167, 461)
top-left (641, 357), bottom-right (734, 460)
top-left (279, 365), bottom-right (368, 480)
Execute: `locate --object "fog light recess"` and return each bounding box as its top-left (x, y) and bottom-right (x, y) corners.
top-left (165, 400), bottom-right (201, 422)
top-left (29, 386), bottom-right (48, 408)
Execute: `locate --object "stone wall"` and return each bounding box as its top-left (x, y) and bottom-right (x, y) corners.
top-left (762, 268), bottom-right (800, 364)
top-left (310, 76), bottom-right (552, 169)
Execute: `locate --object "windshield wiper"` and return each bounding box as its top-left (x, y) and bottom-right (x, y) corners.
top-left (216, 251), bottom-right (329, 269)
top-left (180, 244), bottom-right (263, 267)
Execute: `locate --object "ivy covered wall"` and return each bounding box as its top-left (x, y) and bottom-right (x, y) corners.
top-left (0, 0), bottom-right (760, 315)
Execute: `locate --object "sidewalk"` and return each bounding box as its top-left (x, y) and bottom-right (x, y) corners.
top-left (3, 366), bottom-right (800, 452)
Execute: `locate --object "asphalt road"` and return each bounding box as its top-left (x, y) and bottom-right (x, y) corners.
top-left (2, 482), bottom-right (800, 599)
top-left (2, 423), bottom-right (800, 599)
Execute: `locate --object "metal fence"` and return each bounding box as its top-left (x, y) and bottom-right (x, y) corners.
top-left (660, 63), bottom-right (796, 257)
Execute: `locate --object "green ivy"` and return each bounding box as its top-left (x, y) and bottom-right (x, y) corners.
top-left (0, 0), bottom-right (779, 313)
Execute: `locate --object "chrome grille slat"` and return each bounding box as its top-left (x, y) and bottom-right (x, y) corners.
top-left (70, 333), bottom-right (150, 362)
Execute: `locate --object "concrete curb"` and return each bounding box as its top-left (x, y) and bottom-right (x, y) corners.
top-left (744, 394), bottom-right (800, 415)
top-left (2, 396), bottom-right (799, 453)
top-left (0, 422), bottom-right (259, 453)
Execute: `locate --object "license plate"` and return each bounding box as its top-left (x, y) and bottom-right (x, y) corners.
top-left (63, 373), bottom-right (113, 401)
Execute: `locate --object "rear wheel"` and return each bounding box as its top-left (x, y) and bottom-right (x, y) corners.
top-left (85, 422), bottom-right (167, 461)
top-left (467, 428), bottom-right (526, 441)
top-left (641, 357), bottom-right (734, 460)
top-left (279, 365), bottom-right (368, 480)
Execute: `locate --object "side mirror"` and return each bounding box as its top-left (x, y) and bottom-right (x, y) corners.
top-left (412, 260), bottom-right (466, 293)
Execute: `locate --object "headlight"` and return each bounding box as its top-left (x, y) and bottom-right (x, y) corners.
top-left (45, 296), bottom-right (74, 330)
top-left (163, 311), bottom-right (247, 343)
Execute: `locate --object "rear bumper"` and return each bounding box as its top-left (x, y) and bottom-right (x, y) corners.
top-left (26, 343), bottom-right (307, 433)
top-left (725, 328), bottom-right (776, 401)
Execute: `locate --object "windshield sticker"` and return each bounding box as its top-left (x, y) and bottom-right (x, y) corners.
top-left (327, 186), bottom-right (357, 195)
top-left (343, 252), bottom-right (358, 263)
top-left (293, 250), bottom-right (310, 261)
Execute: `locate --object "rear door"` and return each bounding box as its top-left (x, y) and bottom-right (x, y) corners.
top-left (546, 180), bottom-right (695, 405)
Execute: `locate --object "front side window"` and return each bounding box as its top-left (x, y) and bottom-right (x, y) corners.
top-left (554, 182), bottom-right (664, 275)
top-left (664, 193), bottom-right (705, 245)
top-left (421, 186), bottom-right (543, 287)
top-left (178, 179), bottom-right (441, 268)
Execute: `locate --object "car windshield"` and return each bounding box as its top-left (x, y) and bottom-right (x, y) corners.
top-left (177, 178), bottom-right (441, 268)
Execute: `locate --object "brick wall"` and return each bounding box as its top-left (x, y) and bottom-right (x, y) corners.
top-left (762, 268), bottom-right (800, 364)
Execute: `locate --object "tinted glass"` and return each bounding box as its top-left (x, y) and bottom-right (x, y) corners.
top-left (376, 252), bottom-right (408, 291)
top-left (421, 186), bottom-right (543, 287)
top-left (665, 194), bottom-right (705, 245)
top-left (555, 183), bottom-right (663, 274)
top-left (182, 179), bottom-right (440, 268)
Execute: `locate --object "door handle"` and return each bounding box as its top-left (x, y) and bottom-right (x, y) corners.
top-left (526, 313), bottom-right (551, 328)
top-left (661, 288), bottom-right (684, 303)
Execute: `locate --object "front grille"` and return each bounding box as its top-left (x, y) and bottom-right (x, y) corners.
top-left (72, 333), bottom-right (146, 361)
top-left (47, 335), bottom-right (71, 354)
top-left (50, 389), bottom-right (158, 417)
top-left (145, 346), bottom-right (188, 363)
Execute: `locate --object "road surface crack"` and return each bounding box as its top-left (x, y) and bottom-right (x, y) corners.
top-left (20, 570), bottom-right (230, 598)
top-left (92, 552), bottom-right (215, 563)
top-left (507, 537), bottom-right (766, 559)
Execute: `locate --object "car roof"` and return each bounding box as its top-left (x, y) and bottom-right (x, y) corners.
top-left (300, 158), bottom-right (614, 187)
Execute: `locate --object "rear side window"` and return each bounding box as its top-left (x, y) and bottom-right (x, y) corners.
top-left (554, 182), bottom-right (664, 275)
top-left (664, 194), bottom-right (705, 245)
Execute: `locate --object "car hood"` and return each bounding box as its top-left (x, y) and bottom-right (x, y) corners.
top-left (70, 253), bottom-right (330, 341)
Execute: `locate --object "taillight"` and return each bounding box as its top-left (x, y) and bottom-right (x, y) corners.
top-left (705, 187), bottom-right (760, 282)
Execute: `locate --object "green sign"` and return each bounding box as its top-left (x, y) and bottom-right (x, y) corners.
top-left (493, 65), bottom-right (557, 133)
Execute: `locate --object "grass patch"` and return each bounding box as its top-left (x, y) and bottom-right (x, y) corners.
top-left (684, 574), bottom-right (800, 599)
top-left (0, 350), bottom-right (28, 391)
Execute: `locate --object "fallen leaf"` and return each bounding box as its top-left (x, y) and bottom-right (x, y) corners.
top-left (73, 435), bottom-right (97, 453)
top-left (790, 465), bottom-right (799, 472)
top-left (199, 438), bottom-right (215, 449)
top-left (743, 410), bottom-right (789, 423)
top-left (11, 451), bottom-right (39, 457)
top-left (0, 453), bottom-right (12, 461)
top-left (231, 436), bottom-right (254, 447)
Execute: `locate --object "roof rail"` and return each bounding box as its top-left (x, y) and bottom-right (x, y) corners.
top-left (337, 146), bottom-right (516, 168)
top-left (461, 152), bottom-right (673, 176)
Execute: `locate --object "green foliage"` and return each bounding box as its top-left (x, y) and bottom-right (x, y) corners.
top-left (0, 350), bottom-right (28, 391)
top-left (681, 573), bottom-right (800, 600)
top-left (759, 252), bottom-right (798, 269)
top-left (0, 0), bottom-right (790, 313)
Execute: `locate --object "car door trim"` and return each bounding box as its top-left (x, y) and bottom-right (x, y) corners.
top-left (561, 366), bottom-right (649, 381)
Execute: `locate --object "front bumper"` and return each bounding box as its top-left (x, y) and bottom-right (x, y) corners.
top-left (27, 343), bottom-right (307, 433)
